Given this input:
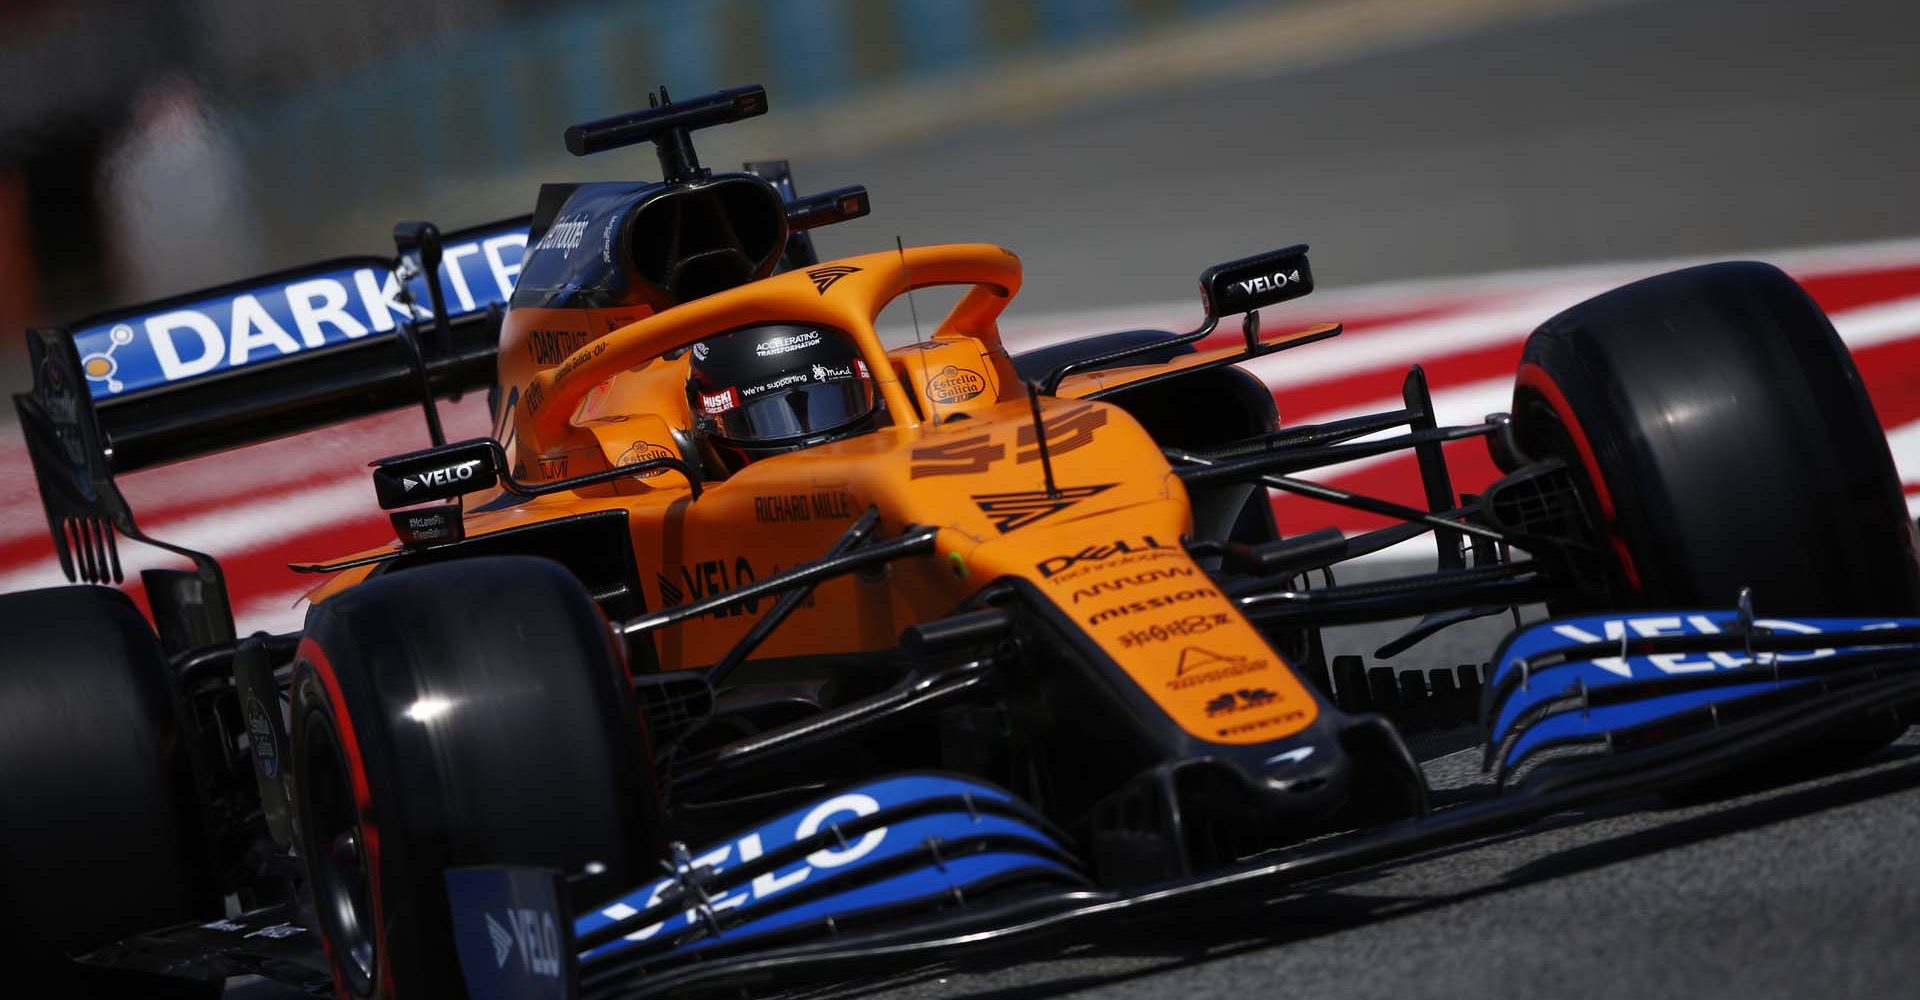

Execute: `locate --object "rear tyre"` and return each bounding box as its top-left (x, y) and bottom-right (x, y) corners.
top-left (290, 556), bottom-right (656, 998)
top-left (0, 587), bottom-right (213, 965)
top-left (1514, 260), bottom-right (1920, 615)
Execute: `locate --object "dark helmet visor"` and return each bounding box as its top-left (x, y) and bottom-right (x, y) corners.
top-left (700, 377), bottom-right (875, 443)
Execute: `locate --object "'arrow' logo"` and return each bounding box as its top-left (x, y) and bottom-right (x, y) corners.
top-left (402, 477), bottom-right (418, 491)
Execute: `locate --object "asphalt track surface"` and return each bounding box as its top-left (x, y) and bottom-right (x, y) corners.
top-left (128, 0), bottom-right (1920, 994)
top-left (805, 0), bottom-right (1920, 317)
top-left (848, 733), bottom-right (1920, 1000)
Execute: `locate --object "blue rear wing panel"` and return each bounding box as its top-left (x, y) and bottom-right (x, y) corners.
top-left (71, 219), bottom-right (528, 400)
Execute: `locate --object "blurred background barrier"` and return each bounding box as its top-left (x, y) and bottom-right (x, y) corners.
top-left (7, 0), bottom-right (1920, 334)
top-left (0, 0), bottom-right (1654, 337)
top-left (0, 0), bottom-right (1287, 335)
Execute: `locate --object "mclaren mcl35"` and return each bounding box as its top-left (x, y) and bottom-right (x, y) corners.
top-left (9, 86), bottom-right (1920, 999)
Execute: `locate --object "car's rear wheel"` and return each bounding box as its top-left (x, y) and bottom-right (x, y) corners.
top-left (0, 587), bottom-right (214, 975)
top-left (290, 556), bottom-right (657, 998)
top-left (1514, 260), bottom-right (1920, 616)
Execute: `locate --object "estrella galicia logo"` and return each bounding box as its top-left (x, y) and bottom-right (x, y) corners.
top-left (806, 264), bottom-right (860, 294)
top-left (616, 441), bottom-right (675, 478)
top-left (926, 364), bottom-right (986, 403)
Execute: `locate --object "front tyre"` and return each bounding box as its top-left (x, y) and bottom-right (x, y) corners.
top-left (290, 556), bottom-right (657, 998)
top-left (1514, 260), bottom-right (1920, 615)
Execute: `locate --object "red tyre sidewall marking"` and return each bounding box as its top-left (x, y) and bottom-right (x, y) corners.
top-left (296, 636), bottom-right (396, 998)
top-left (1514, 362), bottom-right (1644, 592)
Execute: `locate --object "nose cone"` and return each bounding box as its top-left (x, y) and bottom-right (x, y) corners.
top-left (1255, 736), bottom-right (1352, 806)
top-left (1084, 729), bottom-right (1357, 884)
top-left (1200, 728), bottom-right (1360, 838)
top-left (1083, 705), bottom-right (1430, 885)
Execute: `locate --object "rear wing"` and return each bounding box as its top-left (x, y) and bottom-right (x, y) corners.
top-left (58, 216), bottom-right (528, 472)
top-left (9, 216), bottom-right (527, 646)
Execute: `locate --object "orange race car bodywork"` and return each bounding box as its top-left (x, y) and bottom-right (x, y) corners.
top-left (306, 244), bottom-right (1334, 748)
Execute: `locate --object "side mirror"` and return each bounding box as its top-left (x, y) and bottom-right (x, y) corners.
top-left (370, 435), bottom-right (703, 514)
top-left (371, 438), bottom-right (502, 509)
top-left (1199, 244), bottom-right (1313, 318)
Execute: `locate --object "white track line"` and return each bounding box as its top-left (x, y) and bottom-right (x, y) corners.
top-left (0, 476), bottom-right (377, 595)
top-left (233, 585), bottom-right (318, 635)
top-left (0, 398), bottom-right (494, 545)
top-left (1243, 287), bottom-right (1608, 389)
top-left (1826, 295), bottom-right (1920, 352)
top-left (998, 236), bottom-right (1920, 345)
top-left (1274, 292), bottom-right (1920, 488)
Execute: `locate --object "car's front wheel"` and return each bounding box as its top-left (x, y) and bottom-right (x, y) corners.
top-left (290, 556), bottom-right (657, 998)
top-left (1513, 261), bottom-right (1920, 759)
top-left (1514, 260), bottom-right (1920, 615)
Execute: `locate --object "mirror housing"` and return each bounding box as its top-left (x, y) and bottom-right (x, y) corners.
top-left (371, 438), bottom-right (502, 509)
top-left (369, 435), bottom-right (703, 515)
top-left (1200, 244), bottom-right (1313, 317)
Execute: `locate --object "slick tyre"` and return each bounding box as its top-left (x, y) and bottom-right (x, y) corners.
top-left (0, 587), bottom-right (213, 967)
top-left (290, 557), bottom-right (656, 998)
top-left (1514, 261), bottom-right (1920, 616)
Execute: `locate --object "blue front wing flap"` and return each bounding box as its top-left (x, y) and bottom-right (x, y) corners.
top-left (441, 615), bottom-right (1920, 998)
top-left (447, 774), bottom-right (1086, 999)
top-left (1484, 608), bottom-right (1920, 782)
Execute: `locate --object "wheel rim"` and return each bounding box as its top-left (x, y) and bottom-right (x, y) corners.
top-left (299, 712), bottom-right (378, 995)
top-left (1513, 369), bottom-right (1643, 604)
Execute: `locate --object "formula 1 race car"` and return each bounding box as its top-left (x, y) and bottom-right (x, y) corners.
top-left (9, 85), bottom-right (1920, 999)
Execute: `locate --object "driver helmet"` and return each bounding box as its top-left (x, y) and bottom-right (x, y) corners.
top-left (685, 323), bottom-right (879, 468)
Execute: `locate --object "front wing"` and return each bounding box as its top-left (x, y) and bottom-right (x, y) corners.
top-left (83, 608), bottom-right (1920, 998)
